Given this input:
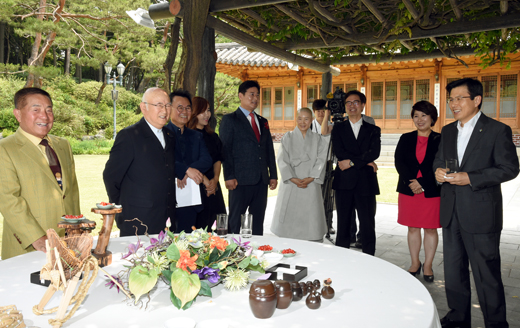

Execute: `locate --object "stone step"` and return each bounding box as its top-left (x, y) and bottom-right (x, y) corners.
top-left (377, 155), bottom-right (395, 163)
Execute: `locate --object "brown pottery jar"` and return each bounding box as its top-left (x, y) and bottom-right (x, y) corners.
top-left (321, 278), bottom-right (335, 300)
top-left (306, 290), bottom-right (321, 310)
top-left (249, 280), bottom-right (277, 319)
top-left (290, 281), bottom-right (303, 301)
top-left (299, 282), bottom-right (308, 296)
top-left (274, 280), bottom-right (293, 309)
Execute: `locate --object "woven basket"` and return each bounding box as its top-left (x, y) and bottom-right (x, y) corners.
top-left (46, 229), bottom-right (93, 280)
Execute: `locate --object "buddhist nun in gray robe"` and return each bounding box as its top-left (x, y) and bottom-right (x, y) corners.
top-left (271, 109), bottom-right (329, 241)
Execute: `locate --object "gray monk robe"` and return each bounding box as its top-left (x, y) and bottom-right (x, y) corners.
top-left (271, 127), bottom-right (329, 241)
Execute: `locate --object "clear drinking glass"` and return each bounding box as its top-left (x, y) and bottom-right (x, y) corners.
top-left (240, 214), bottom-right (253, 238)
top-left (216, 214), bottom-right (228, 237)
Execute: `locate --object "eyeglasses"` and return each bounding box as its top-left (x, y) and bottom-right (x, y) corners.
top-left (447, 96), bottom-right (471, 104)
top-left (175, 105), bottom-right (192, 113)
top-left (144, 102), bottom-right (172, 110)
top-left (346, 100), bottom-right (361, 106)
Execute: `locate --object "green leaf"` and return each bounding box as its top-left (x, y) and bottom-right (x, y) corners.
top-left (162, 270), bottom-right (173, 285)
top-left (167, 230), bottom-right (176, 240)
top-left (147, 255), bottom-right (155, 265)
top-left (247, 262), bottom-right (265, 273)
top-left (128, 265), bottom-right (158, 304)
top-left (199, 280), bottom-right (213, 297)
top-left (238, 257), bottom-right (250, 269)
top-left (217, 248), bottom-right (231, 261)
top-left (208, 246), bottom-right (219, 264)
top-left (250, 257), bottom-right (259, 266)
top-left (171, 270), bottom-right (201, 308)
top-left (166, 243), bottom-right (180, 261)
top-left (170, 289), bottom-right (196, 310)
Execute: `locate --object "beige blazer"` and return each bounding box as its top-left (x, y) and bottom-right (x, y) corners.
top-left (0, 128), bottom-right (80, 259)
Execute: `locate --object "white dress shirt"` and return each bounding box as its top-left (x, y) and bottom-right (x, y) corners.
top-left (349, 118), bottom-right (363, 139)
top-left (144, 119), bottom-right (166, 149)
top-left (456, 111), bottom-right (481, 164)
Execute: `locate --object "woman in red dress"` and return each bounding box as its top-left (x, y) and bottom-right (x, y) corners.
top-left (394, 101), bottom-right (441, 282)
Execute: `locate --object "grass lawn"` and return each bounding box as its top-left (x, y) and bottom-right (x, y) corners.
top-left (0, 155), bottom-right (398, 255)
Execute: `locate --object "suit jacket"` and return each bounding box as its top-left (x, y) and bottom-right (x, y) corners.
top-left (220, 108), bottom-right (277, 185)
top-left (433, 113), bottom-right (519, 233)
top-left (331, 118), bottom-right (381, 195)
top-left (165, 123), bottom-right (212, 179)
top-left (0, 128), bottom-right (80, 259)
top-left (103, 118), bottom-right (176, 236)
top-left (395, 130), bottom-right (441, 198)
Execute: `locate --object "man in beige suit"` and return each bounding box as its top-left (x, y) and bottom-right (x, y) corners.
top-left (0, 88), bottom-right (80, 259)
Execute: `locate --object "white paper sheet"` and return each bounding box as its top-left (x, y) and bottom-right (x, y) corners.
top-left (175, 178), bottom-right (202, 208)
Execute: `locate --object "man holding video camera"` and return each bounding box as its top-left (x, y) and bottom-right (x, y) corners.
top-left (329, 90), bottom-right (381, 255)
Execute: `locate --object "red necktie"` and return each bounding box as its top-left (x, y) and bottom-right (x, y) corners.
top-left (250, 112), bottom-right (260, 142)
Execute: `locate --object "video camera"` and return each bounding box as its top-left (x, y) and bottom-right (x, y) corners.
top-left (327, 87), bottom-right (346, 123)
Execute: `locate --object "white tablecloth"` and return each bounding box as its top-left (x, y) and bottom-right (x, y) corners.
top-left (0, 236), bottom-right (441, 328)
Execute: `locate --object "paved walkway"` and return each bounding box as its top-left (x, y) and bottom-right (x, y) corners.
top-left (262, 174), bottom-right (520, 328)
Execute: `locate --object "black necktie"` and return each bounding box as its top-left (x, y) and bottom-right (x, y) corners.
top-left (40, 139), bottom-right (62, 189)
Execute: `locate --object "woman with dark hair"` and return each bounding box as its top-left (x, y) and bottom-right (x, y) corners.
top-left (394, 100), bottom-right (441, 282)
top-left (187, 97), bottom-right (227, 229)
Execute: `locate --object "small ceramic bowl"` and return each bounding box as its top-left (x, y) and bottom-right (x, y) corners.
top-left (280, 250), bottom-right (297, 257)
top-left (61, 215), bottom-right (84, 224)
top-left (96, 203), bottom-right (114, 209)
top-left (262, 252), bottom-right (283, 263)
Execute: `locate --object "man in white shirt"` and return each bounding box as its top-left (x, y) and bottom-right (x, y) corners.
top-left (104, 87), bottom-right (177, 236)
top-left (330, 90), bottom-right (381, 255)
top-left (434, 78), bottom-right (518, 328)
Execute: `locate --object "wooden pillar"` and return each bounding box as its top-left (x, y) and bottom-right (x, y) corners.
top-left (321, 72), bottom-right (332, 99)
top-left (197, 26), bottom-right (217, 130)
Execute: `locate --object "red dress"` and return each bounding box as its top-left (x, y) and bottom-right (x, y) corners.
top-left (397, 136), bottom-right (441, 229)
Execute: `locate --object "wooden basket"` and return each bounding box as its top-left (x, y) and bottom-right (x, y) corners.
top-left (46, 229), bottom-right (93, 280)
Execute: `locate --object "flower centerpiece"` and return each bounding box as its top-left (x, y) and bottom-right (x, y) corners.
top-left (115, 220), bottom-right (266, 310)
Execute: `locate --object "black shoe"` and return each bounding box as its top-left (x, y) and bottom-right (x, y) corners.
top-left (440, 315), bottom-right (470, 328)
top-left (354, 241), bottom-right (362, 249)
top-left (329, 227), bottom-right (336, 235)
top-left (423, 270), bottom-right (434, 282)
top-left (408, 263), bottom-right (421, 277)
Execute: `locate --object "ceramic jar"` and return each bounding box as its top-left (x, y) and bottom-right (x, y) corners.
top-left (274, 280), bottom-right (293, 309)
top-left (306, 290), bottom-right (321, 310)
top-left (249, 280), bottom-right (277, 319)
top-left (299, 282), bottom-right (308, 296)
top-left (290, 281), bottom-right (303, 301)
top-left (321, 278), bottom-right (335, 300)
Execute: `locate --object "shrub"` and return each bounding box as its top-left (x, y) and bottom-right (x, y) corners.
top-left (0, 109), bottom-right (18, 132)
top-left (66, 138), bottom-right (114, 155)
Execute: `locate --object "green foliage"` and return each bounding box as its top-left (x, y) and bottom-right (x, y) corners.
top-left (66, 138), bottom-right (114, 155)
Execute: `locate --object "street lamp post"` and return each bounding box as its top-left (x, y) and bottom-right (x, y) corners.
top-left (104, 62), bottom-right (126, 139)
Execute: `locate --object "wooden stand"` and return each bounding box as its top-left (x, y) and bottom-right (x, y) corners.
top-left (58, 219), bottom-right (96, 236)
top-left (90, 207), bottom-right (122, 267)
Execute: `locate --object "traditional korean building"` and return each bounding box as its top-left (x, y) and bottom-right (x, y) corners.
top-left (216, 42), bottom-right (520, 146)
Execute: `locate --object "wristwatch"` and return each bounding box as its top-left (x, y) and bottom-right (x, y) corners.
top-left (349, 160), bottom-right (355, 167)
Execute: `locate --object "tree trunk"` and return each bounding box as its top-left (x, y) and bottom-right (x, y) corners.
top-left (163, 17), bottom-right (181, 94)
top-left (0, 22), bottom-right (5, 64)
top-left (64, 48), bottom-right (70, 74)
top-left (95, 82), bottom-right (107, 105)
top-left (52, 45), bottom-right (57, 67)
top-left (25, 0), bottom-right (65, 88)
top-left (98, 63), bottom-right (103, 82)
top-left (197, 27), bottom-right (217, 129)
top-left (173, 42), bottom-right (187, 92)
top-left (181, 0), bottom-right (211, 95)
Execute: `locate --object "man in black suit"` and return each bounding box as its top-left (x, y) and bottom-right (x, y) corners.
top-left (220, 80), bottom-right (278, 235)
top-left (103, 87), bottom-right (176, 236)
top-left (331, 90), bottom-right (381, 255)
top-left (434, 78), bottom-right (519, 328)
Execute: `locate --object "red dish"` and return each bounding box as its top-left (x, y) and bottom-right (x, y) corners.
top-left (99, 202), bottom-right (112, 206)
top-left (258, 245), bottom-right (273, 251)
top-left (281, 248), bottom-right (296, 254)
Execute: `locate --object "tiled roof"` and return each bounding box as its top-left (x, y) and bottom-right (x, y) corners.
top-left (216, 43), bottom-right (291, 68)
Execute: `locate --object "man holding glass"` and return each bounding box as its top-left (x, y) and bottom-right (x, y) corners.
top-left (434, 78), bottom-right (519, 328)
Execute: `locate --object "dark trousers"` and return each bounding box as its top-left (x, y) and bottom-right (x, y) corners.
top-left (228, 181), bottom-right (268, 235)
top-left (443, 212), bottom-right (508, 328)
top-left (175, 206), bottom-right (200, 233)
top-left (350, 197), bottom-right (377, 242)
top-left (335, 189), bottom-right (376, 255)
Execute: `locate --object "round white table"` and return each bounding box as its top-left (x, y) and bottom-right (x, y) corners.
top-left (0, 236), bottom-right (441, 328)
